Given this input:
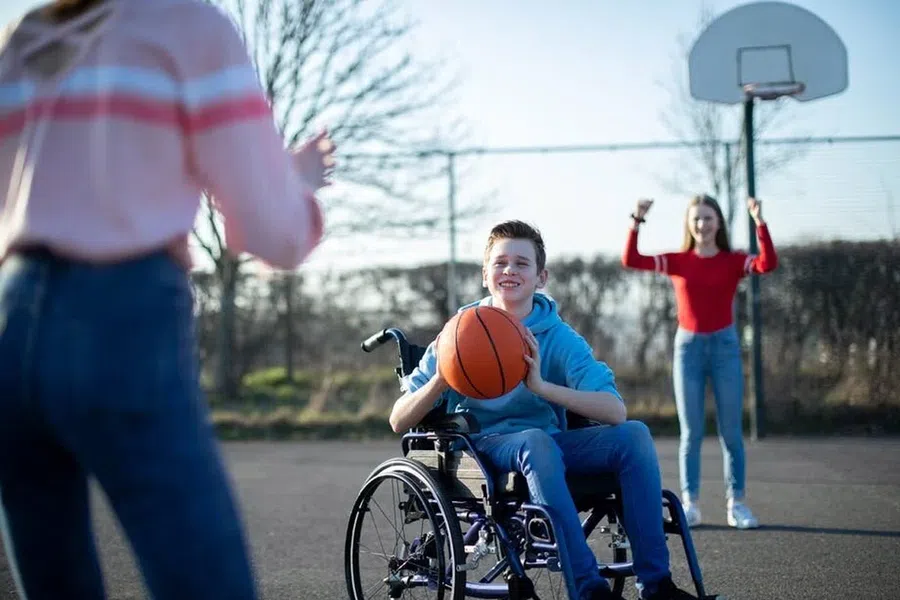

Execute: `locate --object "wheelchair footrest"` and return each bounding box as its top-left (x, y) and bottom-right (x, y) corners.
top-left (598, 561), bottom-right (634, 579)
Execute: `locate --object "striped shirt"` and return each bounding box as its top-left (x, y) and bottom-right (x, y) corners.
top-left (622, 224), bottom-right (778, 333)
top-left (0, 0), bottom-right (323, 269)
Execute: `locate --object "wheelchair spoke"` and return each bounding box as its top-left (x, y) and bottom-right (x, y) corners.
top-left (377, 484), bottom-right (410, 548)
top-left (347, 467), bottom-right (464, 600)
top-left (371, 491), bottom-right (424, 575)
top-left (356, 542), bottom-right (392, 563)
top-left (361, 575), bottom-right (388, 598)
top-left (368, 496), bottom-right (406, 566)
top-left (364, 501), bottom-right (392, 566)
top-left (528, 563), bottom-right (567, 600)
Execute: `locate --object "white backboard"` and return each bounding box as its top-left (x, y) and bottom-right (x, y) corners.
top-left (689, 1), bottom-right (848, 104)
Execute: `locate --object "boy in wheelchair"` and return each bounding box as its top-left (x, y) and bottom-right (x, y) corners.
top-left (389, 220), bottom-right (700, 600)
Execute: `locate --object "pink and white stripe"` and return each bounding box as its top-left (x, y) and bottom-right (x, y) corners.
top-left (0, 63), bottom-right (272, 138)
top-left (653, 254), bottom-right (669, 274)
top-left (0, 0), bottom-right (323, 270)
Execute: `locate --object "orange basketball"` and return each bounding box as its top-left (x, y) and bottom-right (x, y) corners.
top-left (436, 306), bottom-right (531, 400)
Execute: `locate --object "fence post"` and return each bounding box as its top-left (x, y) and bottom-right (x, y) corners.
top-left (447, 152), bottom-right (458, 317)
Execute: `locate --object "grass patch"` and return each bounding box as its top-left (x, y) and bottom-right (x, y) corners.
top-left (208, 366), bottom-right (900, 441)
top-left (210, 404), bottom-right (900, 441)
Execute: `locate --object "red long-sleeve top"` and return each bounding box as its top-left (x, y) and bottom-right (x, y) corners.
top-left (621, 225), bottom-right (778, 333)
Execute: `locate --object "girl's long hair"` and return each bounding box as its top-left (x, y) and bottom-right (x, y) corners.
top-left (680, 194), bottom-right (731, 252)
top-left (45, 0), bottom-right (105, 21)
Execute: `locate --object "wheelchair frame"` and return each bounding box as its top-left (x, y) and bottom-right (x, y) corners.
top-left (345, 327), bottom-right (713, 600)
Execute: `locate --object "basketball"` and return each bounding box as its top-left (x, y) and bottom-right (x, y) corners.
top-left (436, 306), bottom-right (531, 400)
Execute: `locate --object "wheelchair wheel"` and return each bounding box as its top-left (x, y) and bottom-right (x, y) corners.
top-left (345, 458), bottom-right (466, 600)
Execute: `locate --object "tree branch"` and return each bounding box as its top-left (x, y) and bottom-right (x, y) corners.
top-left (195, 0), bottom-right (471, 267)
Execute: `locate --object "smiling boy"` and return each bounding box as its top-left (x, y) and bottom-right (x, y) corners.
top-left (389, 220), bottom-right (700, 600)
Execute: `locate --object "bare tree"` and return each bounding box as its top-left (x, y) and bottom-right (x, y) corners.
top-left (545, 256), bottom-right (628, 358)
top-left (657, 7), bottom-right (805, 229)
top-left (194, 0), bottom-right (482, 397)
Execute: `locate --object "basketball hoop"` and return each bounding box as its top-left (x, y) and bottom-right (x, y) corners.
top-left (686, 1), bottom-right (849, 441)
top-left (742, 81), bottom-right (806, 101)
top-left (688, 2), bottom-right (847, 105)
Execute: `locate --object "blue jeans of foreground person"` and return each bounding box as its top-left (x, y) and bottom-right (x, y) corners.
top-left (673, 324), bottom-right (747, 502)
top-left (475, 421), bottom-right (671, 600)
top-left (0, 249), bottom-right (257, 600)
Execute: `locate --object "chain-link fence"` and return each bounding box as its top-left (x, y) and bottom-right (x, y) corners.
top-left (196, 135), bottom-right (900, 435)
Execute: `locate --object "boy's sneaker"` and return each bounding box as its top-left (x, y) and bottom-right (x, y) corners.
top-left (681, 498), bottom-right (702, 528)
top-left (726, 499), bottom-right (759, 529)
top-left (641, 577), bottom-right (698, 599)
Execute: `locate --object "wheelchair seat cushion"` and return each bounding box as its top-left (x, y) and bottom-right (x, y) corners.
top-left (503, 471), bottom-right (620, 508)
top-left (566, 471), bottom-right (621, 511)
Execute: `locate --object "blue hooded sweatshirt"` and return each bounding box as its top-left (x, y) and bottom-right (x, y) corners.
top-left (402, 293), bottom-right (624, 439)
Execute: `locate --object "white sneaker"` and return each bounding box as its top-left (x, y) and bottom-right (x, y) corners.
top-left (727, 500), bottom-right (760, 529)
top-left (681, 498), bottom-right (702, 528)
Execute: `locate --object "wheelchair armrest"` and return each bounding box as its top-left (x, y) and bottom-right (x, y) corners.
top-left (566, 410), bottom-right (600, 431)
top-left (417, 412), bottom-right (481, 435)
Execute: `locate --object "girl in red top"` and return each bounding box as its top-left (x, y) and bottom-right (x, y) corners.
top-left (622, 194), bottom-right (778, 530)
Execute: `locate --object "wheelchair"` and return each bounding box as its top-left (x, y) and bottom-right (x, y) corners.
top-left (345, 327), bottom-right (718, 600)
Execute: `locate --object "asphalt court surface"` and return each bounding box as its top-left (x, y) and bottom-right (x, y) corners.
top-left (1, 436), bottom-right (898, 599)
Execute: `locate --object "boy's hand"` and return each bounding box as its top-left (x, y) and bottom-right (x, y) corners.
top-left (433, 335), bottom-right (452, 393)
top-left (522, 329), bottom-right (545, 395)
top-left (291, 129), bottom-right (336, 191)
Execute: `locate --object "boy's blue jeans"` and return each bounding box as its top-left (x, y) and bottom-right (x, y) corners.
top-left (0, 250), bottom-right (258, 600)
top-left (673, 325), bottom-right (747, 502)
top-left (475, 421), bottom-right (671, 600)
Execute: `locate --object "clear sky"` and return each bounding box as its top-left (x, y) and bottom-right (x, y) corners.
top-left (373, 0), bottom-right (900, 271)
top-left (2, 0), bottom-right (898, 273)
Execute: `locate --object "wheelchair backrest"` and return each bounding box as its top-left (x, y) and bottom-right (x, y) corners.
top-left (407, 343), bottom-right (427, 373)
top-left (396, 342), bottom-right (428, 381)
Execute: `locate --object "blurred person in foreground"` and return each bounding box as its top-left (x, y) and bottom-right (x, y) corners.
top-left (0, 0), bottom-right (333, 598)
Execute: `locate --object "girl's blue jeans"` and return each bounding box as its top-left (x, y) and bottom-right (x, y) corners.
top-left (672, 324), bottom-right (747, 502)
top-left (475, 421), bottom-right (671, 600)
top-left (0, 249), bottom-right (258, 600)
